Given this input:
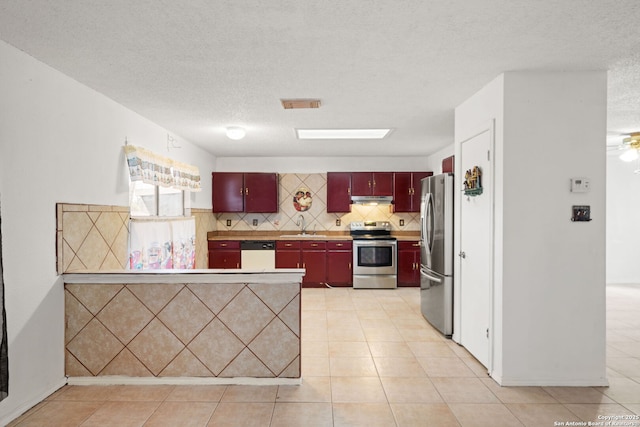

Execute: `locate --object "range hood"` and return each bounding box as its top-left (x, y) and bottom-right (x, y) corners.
top-left (351, 195), bottom-right (394, 205)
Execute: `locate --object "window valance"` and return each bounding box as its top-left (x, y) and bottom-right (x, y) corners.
top-left (124, 144), bottom-right (201, 192)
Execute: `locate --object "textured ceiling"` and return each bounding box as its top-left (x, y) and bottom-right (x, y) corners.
top-left (1, 0), bottom-right (639, 157)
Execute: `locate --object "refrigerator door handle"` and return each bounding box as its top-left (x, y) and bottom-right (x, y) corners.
top-left (420, 267), bottom-right (442, 283)
top-left (425, 194), bottom-right (435, 253)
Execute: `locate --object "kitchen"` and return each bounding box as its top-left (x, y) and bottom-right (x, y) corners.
top-left (1, 1), bottom-right (639, 425)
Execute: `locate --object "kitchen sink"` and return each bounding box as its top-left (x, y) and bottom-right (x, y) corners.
top-left (280, 234), bottom-right (327, 238)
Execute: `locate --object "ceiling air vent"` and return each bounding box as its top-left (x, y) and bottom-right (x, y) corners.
top-left (281, 99), bottom-right (321, 109)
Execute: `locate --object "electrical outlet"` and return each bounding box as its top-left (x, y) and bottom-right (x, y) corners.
top-left (399, 219), bottom-right (405, 226)
top-left (226, 219), bottom-right (232, 227)
top-left (252, 219), bottom-right (258, 226)
top-left (336, 219), bottom-right (341, 226)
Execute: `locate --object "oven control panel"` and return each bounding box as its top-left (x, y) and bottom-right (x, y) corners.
top-left (350, 221), bottom-right (391, 231)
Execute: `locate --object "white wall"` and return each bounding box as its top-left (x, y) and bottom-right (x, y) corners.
top-left (215, 156), bottom-right (430, 173)
top-left (606, 152), bottom-right (640, 284)
top-left (455, 71), bottom-right (607, 386)
top-left (0, 41), bottom-right (216, 424)
top-left (423, 145), bottom-right (454, 175)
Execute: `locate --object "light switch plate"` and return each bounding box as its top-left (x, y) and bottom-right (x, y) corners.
top-left (570, 177), bottom-right (590, 193)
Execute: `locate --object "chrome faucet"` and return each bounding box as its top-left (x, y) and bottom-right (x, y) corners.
top-left (296, 215), bottom-right (306, 234)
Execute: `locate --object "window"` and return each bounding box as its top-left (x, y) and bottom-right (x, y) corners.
top-left (124, 144), bottom-right (199, 217)
top-left (129, 181), bottom-right (188, 217)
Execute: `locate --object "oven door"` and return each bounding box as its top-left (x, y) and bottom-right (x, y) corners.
top-left (352, 239), bottom-right (397, 276)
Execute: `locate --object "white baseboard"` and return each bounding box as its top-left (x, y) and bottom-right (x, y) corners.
top-left (66, 376), bottom-right (302, 386)
top-left (492, 376), bottom-right (609, 387)
top-left (0, 377), bottom-right (68, 427)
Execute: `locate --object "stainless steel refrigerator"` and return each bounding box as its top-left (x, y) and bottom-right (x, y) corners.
top-left (419, 173), bottom-right (454, 337)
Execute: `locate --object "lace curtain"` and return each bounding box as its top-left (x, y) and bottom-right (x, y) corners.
top-left (0, 203), bottom-right (8, 401)
top-left (124, 144), bottom-right (201, 192)
top-left (128, 217), bottom-right (196, 270)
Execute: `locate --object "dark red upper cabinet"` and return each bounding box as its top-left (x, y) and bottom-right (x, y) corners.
top-left (212, 172), bottom-right (278, 213)
top-left (212, 172), bottom-right (244, 213)
top-left (442, 156), bottom-right (455, 174)
top-left (393, 172), bottom-right (433, 212)
top-left (244, 173), bottom-right (278, 213)
top-left (351, 172), bottom-right (393, 196)
top-left (327, 172), bottom-right (352, 213)
top-left (393, 172), bottom-right (412, 212)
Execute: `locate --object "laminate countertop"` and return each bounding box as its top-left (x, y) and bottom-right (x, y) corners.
top-left (207, 231), bottom-right (421, 242)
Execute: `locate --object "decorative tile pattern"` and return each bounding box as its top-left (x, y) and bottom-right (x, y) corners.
top-left (217, 288), bottom-right (277, 344)
top-left (57, 204), bottom-right (215, 273)
top-left (128, 318), bottom-right (185, 375)
top-left (157, 288), bottom-right (214, 345)
top-left (249, 318), bottom-right (300, 375)
top-left (96, 288), bottom-right (154, 344)
top-left (64, 281), bottom-right (301, 378)
top-left (66, 319), bottom-right (125, 375)
top-left (188, 283), bottom-right (245, 314)
top-left (188, 319), bottom-right (245, 375)
top-left (219, 348), bottom-right (272, 377)
top-left (159, 349), bottom-right (212, 377)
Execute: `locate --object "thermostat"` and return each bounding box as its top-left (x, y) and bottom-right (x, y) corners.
top-left (570, 178), bottom-right (590, 193)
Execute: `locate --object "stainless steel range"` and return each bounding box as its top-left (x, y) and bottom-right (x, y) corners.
top-left (350, 221), bottom-right (397, 289)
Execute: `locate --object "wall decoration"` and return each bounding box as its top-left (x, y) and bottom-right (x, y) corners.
top-left (463, 166), bottom-right (483, 196)
top-left (293, 187), bottom-right (313, 211)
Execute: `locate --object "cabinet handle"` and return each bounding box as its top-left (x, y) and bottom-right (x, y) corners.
top-left (348, 262), bottom-right (351, 269)
top-left (373, 180), bottom-right (376, 188)
top-left (245, 187), bottom-right (249, 195)
top-left (336, 243), bottom-right (343, 247)
top-left (413, 243), bottom-right (420, 247)
top-left (348, 187), bottom-right (351, 195)
top-left (220, 243), bottom-right (227, 247)
top-left (240, 187), bottom-right (244, 195)
top-left (303, 263), bottom-right (306, 268)
top-left (368, 180), bottom-right (371, 188)
top-left (236, 262), bottom-right (240, 268)
top-left (297, 263), bottom-right (300, 268)
top-left (285, 243), bottom-right (292, 247)
top-left (311, 243), bottom-right (318, 247)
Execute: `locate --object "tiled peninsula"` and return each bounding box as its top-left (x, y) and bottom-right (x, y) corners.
top-left (63, 270), bottom-right (303, 385)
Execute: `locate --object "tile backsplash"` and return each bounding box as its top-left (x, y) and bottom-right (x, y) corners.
top-left (215, 173), bottom-right (420, 233)
top-left (57, 204), bottom-right (215, 273)
top-left (57, 174), bottom-right (418, 273)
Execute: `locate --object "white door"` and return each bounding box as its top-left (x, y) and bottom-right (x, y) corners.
top-left (459, 127), bottom-right (493, 369)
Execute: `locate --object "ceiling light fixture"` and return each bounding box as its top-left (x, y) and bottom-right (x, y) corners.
top-left (281, 99), bottom-right (321, 109)
top-left (618, 132), bottom-right (640, 162)
top-left (620, 149), bottom-right (639, 162)
top-left (296, 129), bottom-right (391, 139)
top-left (226, 127), bottom-right (246, 140)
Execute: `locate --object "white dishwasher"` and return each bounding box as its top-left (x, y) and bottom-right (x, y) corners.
top-left (240, 241), bottom-right (276, 269)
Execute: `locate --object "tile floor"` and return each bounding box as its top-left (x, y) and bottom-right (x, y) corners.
top-left (8, 284), bottom-right (640, 426)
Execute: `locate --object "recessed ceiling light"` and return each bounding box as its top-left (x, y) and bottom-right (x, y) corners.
top-left (226, 127), bottom-right (246, 140)
top-left (296, 129), bottom-right (391, 139)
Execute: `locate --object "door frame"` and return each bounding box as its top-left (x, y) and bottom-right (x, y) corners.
top-left (453, 119), bottom-right (496, 376)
